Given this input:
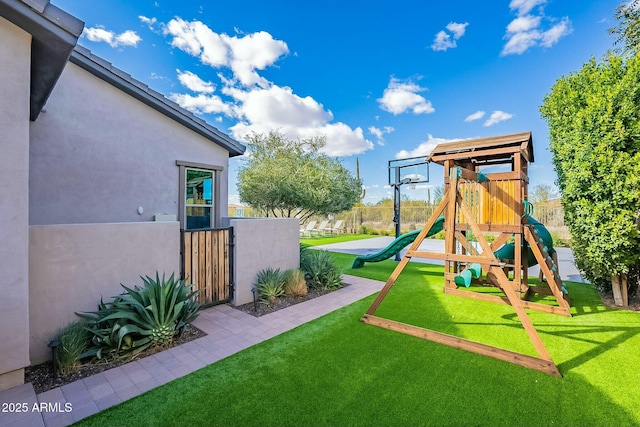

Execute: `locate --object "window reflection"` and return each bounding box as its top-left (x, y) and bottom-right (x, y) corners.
top-left (185, 169), bottom-right (214, 229)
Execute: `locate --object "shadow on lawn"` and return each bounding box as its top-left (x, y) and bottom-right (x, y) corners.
top-left (469, 313), bottom-right (640, 374)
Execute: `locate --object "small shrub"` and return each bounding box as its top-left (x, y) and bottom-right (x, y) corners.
top-left (483, 234), bottom-right (496, 244)
top-left (550, 232), bottom-right (571, 248)
top-left (53, 321), bottom-right (90, 375)
top-left (283, 269), bottom-right (308, 297)
top-left (78, 272), bottom-right (200, 359)
top-left (433, 230), bottom-right (446, 240)
top-left (358, 225), bottom-right (373, 235)
top-left (255, 268), bottom-right (285, 304)
top-left (302, 250), bottom-right (343, 290)
top-left (380, 230), bottom-right (391, 236)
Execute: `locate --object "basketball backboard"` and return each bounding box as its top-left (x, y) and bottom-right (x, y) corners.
top-left (388, 156), bottom-right (429, 186)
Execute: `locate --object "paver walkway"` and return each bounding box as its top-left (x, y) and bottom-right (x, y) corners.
top-left (0, 275), bottom-right (384, 427)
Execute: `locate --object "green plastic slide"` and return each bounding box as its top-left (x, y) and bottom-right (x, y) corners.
top-left (493, 216), bottom-right (555, 266)
top-left (351, 216), bottom-right (445, 268)
top-left (453, 215), bottom-right (559, 287)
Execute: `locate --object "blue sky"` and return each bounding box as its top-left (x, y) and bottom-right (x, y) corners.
top-left (54, 0), bottom-right (621, 204)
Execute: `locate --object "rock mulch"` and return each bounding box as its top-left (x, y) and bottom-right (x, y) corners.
top-left (25, 324), bottom-right (206, 394)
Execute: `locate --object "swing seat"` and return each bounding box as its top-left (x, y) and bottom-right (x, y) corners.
top-left (453, 264), bottom-right (481, 287)
top-left (469, 263), bottom-right (482, 279)
top-left (454, 269), bottom-right (473, 287)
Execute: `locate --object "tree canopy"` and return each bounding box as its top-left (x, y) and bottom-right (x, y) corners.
top-left (529, 184), bottom-right (559, 203)
top-left (609, 0), bottom-right (640, 56)
top-left (237, 131), bottom-right (361, 221)
top-left (540, 54), bottom-right (640, 286)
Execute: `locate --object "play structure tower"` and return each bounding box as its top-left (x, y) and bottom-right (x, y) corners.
top-left (362, 131), bottom-right (570, 377)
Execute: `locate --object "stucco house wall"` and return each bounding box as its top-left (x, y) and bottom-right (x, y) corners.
top-left (29, 222), bottom-right (180, 364)
top-left (223, 218), bottom-right (300, 306)
top-left (0, 0), bottom-right (259, 392)
top-left (29, 59), bottom-right (231, 226)
top-left (0, 15), bottom-right (31, 391)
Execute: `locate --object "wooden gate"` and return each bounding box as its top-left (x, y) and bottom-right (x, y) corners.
top-left (181, 227), bottom-right (234, 307)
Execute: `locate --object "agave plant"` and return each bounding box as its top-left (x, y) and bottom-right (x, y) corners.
top-left (255, 267), bottom-right (285, 304)
top-left (302, 249), bottom-right (343, 290)
top-left (78, 272), bottom-right (200, 359)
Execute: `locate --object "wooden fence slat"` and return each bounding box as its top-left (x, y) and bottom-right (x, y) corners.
top-left (191, 232), bottom-right (200, 302)
top-left (183, 231), bottom-right (192, 284)
top-left (198, 231), bottom-right (206, 304)
top-left (220, 229), bottom-right (227, 300)
top-left (213, 230), bottom-right (220, 301)
top-left (205, 230), bottom-right (213, 304)
top-left (181, 228), bottom-right (233, 307)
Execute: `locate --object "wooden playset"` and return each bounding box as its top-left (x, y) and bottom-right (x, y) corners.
top-left (361, 131), bottom-right (570, 377)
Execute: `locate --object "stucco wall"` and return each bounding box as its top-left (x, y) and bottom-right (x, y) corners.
top-left (224, 218), bottom-right (300, 305)
top-left (0, 17), bottom-right (31, 391)
top-left (29, 222), bottom-right (180, 364)
top-left (29, 62), bottom-right (231, 226)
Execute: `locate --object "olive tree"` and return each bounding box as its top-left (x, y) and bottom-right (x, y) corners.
top-left (540, 54), bottom-right (640, 305)
top-left (609, 0), bottom-right (640, 56)
top-left (237, 131), bottom-right (361, 222)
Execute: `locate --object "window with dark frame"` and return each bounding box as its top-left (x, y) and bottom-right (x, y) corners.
top-left (185, 168), bottom-right (214, 230)
top-left (177, 161), bottom-right (222, 230)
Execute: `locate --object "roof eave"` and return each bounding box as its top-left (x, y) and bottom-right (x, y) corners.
top-left (0, 0), bottom-right (84, 120)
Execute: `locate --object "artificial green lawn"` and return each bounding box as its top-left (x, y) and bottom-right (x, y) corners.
top-left (300, 233), bottom-right (378, 246)
top-left (76, 253), bottom-right (640, 427)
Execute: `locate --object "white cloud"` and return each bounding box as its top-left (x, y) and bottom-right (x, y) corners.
top-left (447, 22), bottom-right (469, 39)
top-left (395, 134), bottom-right (462, 158)
top-left (176, 70), bottom-right (215, 93)
top-left (501, 3), bottom-right (571, 56)
top-left (164, 18), bottom-right (288, 88)
top-left (169, 93), bottom-right (231, 115)
top-left (483, 110), bottom-right (514, 127)
top-left (502, 30), bottom-right (541, 55)
top-left (369, 127), bottom-right (383, 139)
top-left (83, 27), bottom-right (141, 48)
top-left (464, 111), bottom-right (485, 122)
top-left (431, 21), bottom-right (469, 51)
top-left (139, 15), bottom-right (157, 30)
top-left (224, 31), bottom-right (290, 87)
top-left (164, 18), bottom-right (227, 65)
top-left (233, 85), bottom-right (332, 127)
top-left (163, 17), bottom-right (371, 157)
top-left (368, 125), bottom-right (395, 146)
top-left (222, 85), bottom-right (372, 156)
top-left (509, 0), bottom-right (546, 16)
top-left (431, 31), bottom-right (455, 51)
top-left (506, 15), bottom-right (541, 33)
top-left (540, 17), bottom-right (572, 47)
top-left (378, 78), bottom-right (434, 115)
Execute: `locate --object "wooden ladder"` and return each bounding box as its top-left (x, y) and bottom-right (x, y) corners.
top-left (523, 225), bottom-right (571, 309)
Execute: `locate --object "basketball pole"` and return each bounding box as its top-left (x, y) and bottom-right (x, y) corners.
top-left (393, 167), bottom-right (402, 261)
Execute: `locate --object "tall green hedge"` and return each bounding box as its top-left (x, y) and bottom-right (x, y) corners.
top-left (540, 54), bottom-right (640, 287)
